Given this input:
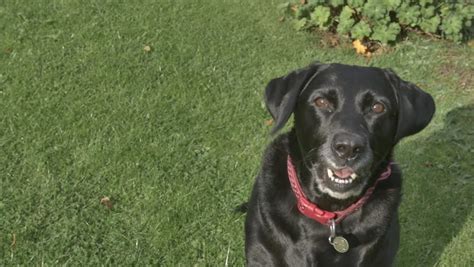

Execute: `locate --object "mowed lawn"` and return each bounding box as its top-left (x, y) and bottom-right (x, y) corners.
top-left (0, 0), bottom-right (473, 265)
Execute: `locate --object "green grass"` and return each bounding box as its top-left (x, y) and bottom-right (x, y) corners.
top-left (0, 0), bottom-right (472, 265)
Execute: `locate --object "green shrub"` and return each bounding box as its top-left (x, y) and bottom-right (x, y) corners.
top-left (280, 0), bottom-right (474, 44)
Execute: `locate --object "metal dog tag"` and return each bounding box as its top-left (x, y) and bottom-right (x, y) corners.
top-left (330, 236), bottom-right (349, 253)
top-left (328, 219), bottom-right (349, 253)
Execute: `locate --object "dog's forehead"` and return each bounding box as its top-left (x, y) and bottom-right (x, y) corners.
top-left (305, 64), bottom-right (394, 97)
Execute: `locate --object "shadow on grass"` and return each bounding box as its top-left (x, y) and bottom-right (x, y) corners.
top-left (397, 104), bottom-right (474, 266)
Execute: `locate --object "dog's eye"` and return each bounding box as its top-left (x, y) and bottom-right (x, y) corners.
top-left (371, 103), bottom-right (385, 113)
top-left (314, 97), bottom-right (330, 109)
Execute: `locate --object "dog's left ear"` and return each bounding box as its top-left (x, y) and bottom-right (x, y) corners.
top-left (384, 70), bottom-right (436, 143)
top-left (265, 63), bottom-right (322, 134)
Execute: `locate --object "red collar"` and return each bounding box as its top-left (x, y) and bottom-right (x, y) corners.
top-left (287, 156), bottom-right (392, 225)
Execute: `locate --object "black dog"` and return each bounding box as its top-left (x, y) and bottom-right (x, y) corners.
top-left (244, 63), bottom-right (435, 266)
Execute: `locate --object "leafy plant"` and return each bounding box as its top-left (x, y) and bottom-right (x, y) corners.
top-left (372, 22), bottom-right (401, 43)
top-left (337, 6), bottom-right (355, 34)
top-left (310, 6), bottom-right (331, 29)
top-left (280, 0), bottom-right (474, 45)
top-left (351, 21), bottom-right (371, 40)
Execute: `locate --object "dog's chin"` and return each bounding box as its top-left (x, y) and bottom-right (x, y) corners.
top-left (311, 163), bottom-right (371, 200)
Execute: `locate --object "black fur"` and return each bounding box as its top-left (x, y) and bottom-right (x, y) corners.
top-left (244, 63), bottom-right (435, 266)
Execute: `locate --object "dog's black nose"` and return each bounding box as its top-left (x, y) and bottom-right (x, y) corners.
top-left (332, 133), bottom-right (365, 160)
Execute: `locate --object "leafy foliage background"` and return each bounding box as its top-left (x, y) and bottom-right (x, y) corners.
top-left (282, 0), bottom-right (474, 43)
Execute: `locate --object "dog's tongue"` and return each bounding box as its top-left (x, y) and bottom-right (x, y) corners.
top-left (334, 167), bottom-right (354, 179)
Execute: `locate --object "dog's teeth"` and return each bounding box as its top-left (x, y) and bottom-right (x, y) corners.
top-left (328, 170), bottom-right (335, 181)
top-left (331, 177), bottom-right (355, 184)
top-left (330, 171), bottom-right (357, 184)
top-left (327, 169), bottom-right (333, 178)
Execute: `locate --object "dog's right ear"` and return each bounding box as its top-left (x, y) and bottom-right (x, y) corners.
top-left (265, 63), bottom-right (322, 134)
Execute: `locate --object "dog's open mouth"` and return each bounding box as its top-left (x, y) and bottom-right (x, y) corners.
top-left (327, 167), bottom-right (358, 185)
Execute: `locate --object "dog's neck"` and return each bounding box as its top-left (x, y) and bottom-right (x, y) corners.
top-left (287, 129), bottom-right (392, 211)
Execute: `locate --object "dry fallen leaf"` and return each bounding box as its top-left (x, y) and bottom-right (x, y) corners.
top-left (143, 45), bottom-right (152, 52)
top-left (264, 119), bottom-right (274, 126)
top-left (352, 39), bottom-right (373, 57)
top-left (352, 39), bottom-right (367, 55)
top-left (100, 196), bottom-right (113, 209)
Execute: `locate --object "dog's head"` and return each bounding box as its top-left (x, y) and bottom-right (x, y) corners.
top-left (265, 63), bottom-right (435, 199)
